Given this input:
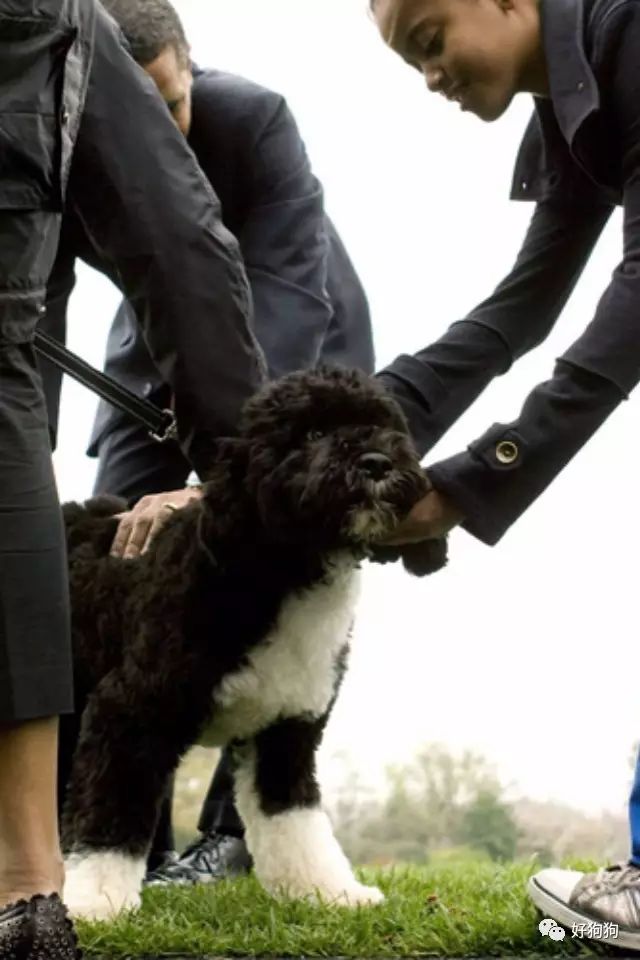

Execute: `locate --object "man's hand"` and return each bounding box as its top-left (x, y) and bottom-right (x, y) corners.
top-left (110, 487), bottom-right (204, 559)
top-left (381, 488), bottom-right (464, 545)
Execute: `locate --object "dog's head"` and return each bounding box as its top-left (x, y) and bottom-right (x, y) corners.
top-left (202, 368), bottom-right (445, 573)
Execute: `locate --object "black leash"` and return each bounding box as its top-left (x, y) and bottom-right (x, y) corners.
top-left (34, 330), bottom-right (178, 443)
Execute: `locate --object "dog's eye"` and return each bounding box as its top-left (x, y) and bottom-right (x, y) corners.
top-left (307, 430), bottom-right (325, 442)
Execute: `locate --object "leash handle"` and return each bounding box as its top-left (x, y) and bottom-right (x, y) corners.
top-left (34, 329), bottom-right (177, 443)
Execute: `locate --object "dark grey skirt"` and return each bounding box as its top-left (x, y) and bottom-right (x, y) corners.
top-left (0, 337), bottom-right (72, 722)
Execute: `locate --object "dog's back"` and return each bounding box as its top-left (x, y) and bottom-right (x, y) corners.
top-left (63, 494), bottom-right (126, 558)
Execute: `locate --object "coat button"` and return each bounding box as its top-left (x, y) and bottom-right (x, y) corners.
top-left (61, 105), bottom-right (70, 125)
top-left (577, 80), bottom-right (585, 92)
top-left (521, 180), bottom-right (528, 192)
top-left (495, 440), bottom-right (519, 465)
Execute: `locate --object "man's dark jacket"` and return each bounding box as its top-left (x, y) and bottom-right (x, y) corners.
top-left (83, 68), bottom-right (374, 454)
top-left (378, 0), bottom-right (640, 544)
top-left (40, 26), bottom-right (266, 474)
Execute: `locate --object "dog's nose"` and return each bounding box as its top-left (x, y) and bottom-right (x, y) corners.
top-left (357, 452), bottom-right (393, 480)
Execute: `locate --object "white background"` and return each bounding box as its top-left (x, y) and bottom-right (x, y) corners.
top-left (54, 0), bottom-right (637, 818)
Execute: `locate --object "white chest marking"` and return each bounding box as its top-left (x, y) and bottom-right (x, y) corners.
top-left (199, 560), bottom-right (359, 746)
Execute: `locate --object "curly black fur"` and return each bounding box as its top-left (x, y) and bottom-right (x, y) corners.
top-left (59, 367), bottom-right (447, 914)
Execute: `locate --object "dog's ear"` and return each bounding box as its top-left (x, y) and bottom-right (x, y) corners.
top-left (400, 537), bottom-right (448, 577)
top-left (369, 538), bottom-right (448, 578)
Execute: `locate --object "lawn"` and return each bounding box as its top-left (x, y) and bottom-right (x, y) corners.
top-left (77, 859), bottom-right (599, 958)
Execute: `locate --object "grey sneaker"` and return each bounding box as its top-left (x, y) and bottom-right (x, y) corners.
top-left (528, 862), bottom-right (640, 951)
top-left (145, 849), bottom-right (179, 874)
top-left (144, 832), bottom-right (252, 887)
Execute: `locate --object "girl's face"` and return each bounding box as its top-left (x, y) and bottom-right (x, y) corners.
top-left (372, 0), bottom-right (545, 122)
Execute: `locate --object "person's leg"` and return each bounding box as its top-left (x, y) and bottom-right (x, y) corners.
top-left (0, 3), bottom-right (94, 951)
top-left (146, 747), bottom-right (253, 886)
top-left (146, 775), bottom-right (177, 871)
top-left (527, 746), bottom-right (640, 950)
top-left (197, 748), bottom-right (245, 838)
top-left (629, 745), bottom-right (640, 866)
top-left (0, 719), bottom-right (64, 905)
top-left (0, 331), bottom-right (76, 923)
top-left (0, 227), bottom-right (84, 954)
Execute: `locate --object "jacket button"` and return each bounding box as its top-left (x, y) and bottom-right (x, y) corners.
top-left (521, 180), bottom-right (528, 191)
top-left (577, 81), bottom-right (585, 92)
top-left (61, 105), bottom-right (70, 125)
top-left (495, 440), bottom-right (519, 465)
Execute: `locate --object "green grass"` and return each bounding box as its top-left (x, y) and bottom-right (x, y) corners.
top-left (77, 859), bottom-right (601, 958)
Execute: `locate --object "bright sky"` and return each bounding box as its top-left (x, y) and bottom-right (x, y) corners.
top-left (54, 0), bottom-right (637, 822)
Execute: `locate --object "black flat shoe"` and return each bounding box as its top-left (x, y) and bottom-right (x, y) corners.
top-left (0, 893), bottom-right (81, 960)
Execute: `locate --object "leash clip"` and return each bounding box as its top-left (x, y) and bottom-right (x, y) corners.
top-left (150, 409), bottom-right (178, 444)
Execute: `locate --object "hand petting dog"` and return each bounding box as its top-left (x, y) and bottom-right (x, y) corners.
top-left (110, 478), bottom-right (460, 564)
top-left (381, 485), bottom-right (464, 544)
top-left (110, 475), bottom-right (461, 565)
top-left (111, 487), bottom-right (203, 559)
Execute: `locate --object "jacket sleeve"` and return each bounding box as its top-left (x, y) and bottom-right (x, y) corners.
top-left (237, 96), bottom-right (332, 376)
top-left (65, 6), bottom-right (266, 473)
top-left (420, 6), bottom-right (640, 545)
top-left (377, 197), bottom-right (612, 460)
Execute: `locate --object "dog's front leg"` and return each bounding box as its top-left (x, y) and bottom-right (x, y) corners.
top-left (234, 717), bottom-right (384, 907)
top-left (60, 671), bottom-right (188, 921)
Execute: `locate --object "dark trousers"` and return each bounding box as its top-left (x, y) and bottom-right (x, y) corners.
top-left (93, 414), bottom-right (244, 859)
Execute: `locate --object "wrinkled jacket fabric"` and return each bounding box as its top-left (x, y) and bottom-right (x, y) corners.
top-left (85, 68), bottom-right (374, 454)
top-left (0, 0), bottom-right (93, 333)
top-left (39, 20), bottom-right (266, 474)
top-left (379, 0), bottom-right (638, 544)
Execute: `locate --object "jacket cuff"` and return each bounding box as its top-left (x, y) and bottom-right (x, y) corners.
top-left (427, 424), bottom-right (532, 546)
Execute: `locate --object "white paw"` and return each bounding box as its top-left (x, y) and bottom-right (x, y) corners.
top-left (328, 882), bottom-right (385, 907)
top-left (64, 851), bottom-right (144, 920)
top-left (314, 881), bottom-right (385, 907)
top-left (64, 883), bottom-right (141, 921)
top-left (266, 876), bottom-right (385, 907)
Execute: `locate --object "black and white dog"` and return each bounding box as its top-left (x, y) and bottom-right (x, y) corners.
top-left (60, 368), bottom-right (447, 920)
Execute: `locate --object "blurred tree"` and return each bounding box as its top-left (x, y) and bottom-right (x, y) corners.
top-left (456, 789), bottom-right (519, 861)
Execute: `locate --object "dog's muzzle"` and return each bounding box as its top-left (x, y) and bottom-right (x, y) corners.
top-left (356, 452), bottom-right (393, 482)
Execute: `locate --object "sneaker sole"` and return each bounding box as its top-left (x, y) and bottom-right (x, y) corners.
top-left (528, 875), bottom-right (640, 952)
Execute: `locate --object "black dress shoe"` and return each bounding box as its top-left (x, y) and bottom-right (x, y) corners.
top-left (145, 831), bottom-right (252, 887)
top-left (0, 893), bottom-right (81, 960)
